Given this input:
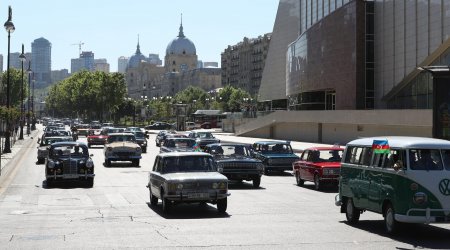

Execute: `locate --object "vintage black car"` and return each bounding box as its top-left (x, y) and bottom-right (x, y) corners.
top-left (155, 130), bottom-right (177, 147)
top-left (45, 142), bottom-right (95, 187)
top-left (145, 122), bottom-right (173, 130)
top-left (160, 138), bottom-right (197, 153)
top-left (37, 136), bottom-right (73, 164)
top-left (147, 152), bottom-right (229, 213)
top-left (205, 143), bottom-right (264, 188)
top-left (252, 141), bottom-right (300, 174)
top-left (133, 131), bottom-right (148, 153)
top-left (186, 130), bottom-right (220, 149)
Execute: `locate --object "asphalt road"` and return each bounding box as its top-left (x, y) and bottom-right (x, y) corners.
top-left (0, 128), bottom-right (449, 249)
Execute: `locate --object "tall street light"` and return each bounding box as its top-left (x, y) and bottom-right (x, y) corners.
top-left (18, 44), bottom-right (26, 140)
top-left (26, 60), bottom-right (32, 135)
top-left (3, 6), bottom-right (15, 153)
top-left (31, 75), bottom-right (36, 130)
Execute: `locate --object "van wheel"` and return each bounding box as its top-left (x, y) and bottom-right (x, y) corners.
top-left (345, 198), bottom-right (360, 224)
top-left (314, 174), bottom-right (322, 190)
top-left (384, 203), bottom-right (399, 234)
top-left (296, 172), bottom-right (304, 186)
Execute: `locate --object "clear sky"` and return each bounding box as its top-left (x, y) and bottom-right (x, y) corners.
top-left (1, 0), bottom-right (279, 72)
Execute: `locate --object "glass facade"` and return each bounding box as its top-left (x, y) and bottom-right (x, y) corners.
top-left (377, 0), bottom-right (450, 109)
top-left (286, 0), bottom-right (367, 110)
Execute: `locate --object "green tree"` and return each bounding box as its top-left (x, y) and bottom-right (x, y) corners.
top-left (1, 68), bottom-right (29, 108)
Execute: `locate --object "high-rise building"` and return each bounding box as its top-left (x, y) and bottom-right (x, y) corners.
top-left (94, 59), bottom-right (110, 73)
top-left (10, 52), bottom-right (31, 70)
top-left (261, 0), bottom-right (450, 111)
top-left (71, 51), bottom-right (95, 73)
top-left (31, 37), bottom-right (52, 88)
top-left (51, 69), bottom-right (70, 83)
top-left (221, 34), bottom-right (271, 96)
top-left (118, 56), bottom-right (129, 73)
top-left (148, 54), bottom-right (162, 65)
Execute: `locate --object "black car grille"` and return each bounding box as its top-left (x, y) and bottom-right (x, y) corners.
top-left (63, 160), bottom-right (78, 174)
top-left (222, 162), bottom-right (257, 170)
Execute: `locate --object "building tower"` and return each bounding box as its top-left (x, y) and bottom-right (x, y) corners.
top-left (31, 37), bottom-right (52, 88)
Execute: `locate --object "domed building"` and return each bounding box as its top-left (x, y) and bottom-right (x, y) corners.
top-left (164, 21), bottom-right (198, 73)
top-left (128, 40), bottom-right (147, 69)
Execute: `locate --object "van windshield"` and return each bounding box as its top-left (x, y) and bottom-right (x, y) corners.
top-left (409, 149), bottom-right (445, 171)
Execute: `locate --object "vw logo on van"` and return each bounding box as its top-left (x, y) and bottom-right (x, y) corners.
top-left (438, 179), bottom-right (450, 196)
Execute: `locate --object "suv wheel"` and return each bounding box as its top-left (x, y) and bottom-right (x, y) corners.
top-left (314, 174), bottom-right (322, 190)
top-left (345, 198), bottom-right (360, 224)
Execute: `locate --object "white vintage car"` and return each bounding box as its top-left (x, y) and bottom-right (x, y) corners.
top-left (104, 133), bottom-right (142, 167)
top-left (147, 152), bottom-right (229, 214)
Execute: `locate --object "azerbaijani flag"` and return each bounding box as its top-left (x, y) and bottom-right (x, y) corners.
top-left (372, 139), bottom-right (390, 154)
top-left (193, 143), bottom-right (201, 152)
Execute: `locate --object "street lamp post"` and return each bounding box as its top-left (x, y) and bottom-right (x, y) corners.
top-left (3, 6), bottom-right (15, 153)
top-left (31, 76), bottom-right (36, 130)
top-left (18, 44), bottom-right (26, 140)
top-left (26, 61), bottom-right (32, 135)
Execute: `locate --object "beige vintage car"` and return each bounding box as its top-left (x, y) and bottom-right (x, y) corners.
top-left (104, 133), bottom-right (142, 167)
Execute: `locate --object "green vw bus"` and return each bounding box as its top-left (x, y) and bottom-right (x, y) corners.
top-left (335, 136), bottom-right (450, 234)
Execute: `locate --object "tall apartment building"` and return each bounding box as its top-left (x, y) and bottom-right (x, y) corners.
top-left (31, 37), bottom-right (52, 88)
top-left (148, 54), bottom-right (162, 65)
top-left (9, 52), bottom-right (31, 70)
top-left (221, 33), bottom-right (271, 96)
top-left (118, 56), bottom-right (129, 73)
top-left (51, 69), bottom-right (70, 84)
top-left (71, 51), bottom-right (95, 73)
top-left (94, 59), bottom-right (110, 73)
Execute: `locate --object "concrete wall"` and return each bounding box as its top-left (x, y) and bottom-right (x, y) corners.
top-left (224, 109), bottom-right (432, 144)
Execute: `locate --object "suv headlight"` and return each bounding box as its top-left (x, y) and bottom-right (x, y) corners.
top-left (86, 159), bottom-right (94, 168)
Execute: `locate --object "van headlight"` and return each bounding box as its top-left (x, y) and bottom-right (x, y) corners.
top-left (413, 192), bottom-right (428, 205)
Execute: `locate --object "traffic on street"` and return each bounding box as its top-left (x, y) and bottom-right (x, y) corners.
top-left (0, 122), bottom-right (449, 249)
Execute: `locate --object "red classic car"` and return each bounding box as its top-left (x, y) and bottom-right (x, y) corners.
top-left (292, 146), bottom-right (344, 190)
top-left (87, 129), bottom-right (108, 148)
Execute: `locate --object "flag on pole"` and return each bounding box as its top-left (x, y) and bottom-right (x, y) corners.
top-left (193, 143), bottom-right (201, 152)
top-left (372, 139), bottom-right (390, 154)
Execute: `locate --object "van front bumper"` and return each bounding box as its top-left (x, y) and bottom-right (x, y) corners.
top-left (396, 208), bottom-right (450, 224)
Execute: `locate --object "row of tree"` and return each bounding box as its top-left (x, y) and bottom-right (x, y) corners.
top-left (0, 68), bottom-right (30, 121)
top-left (42, 71), bottom-right (254, 122)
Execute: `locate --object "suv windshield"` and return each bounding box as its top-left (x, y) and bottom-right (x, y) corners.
top-left (260, 143), bottom-right (293, 154)
top-left (134, 132), bottom-right (145, 138)
top-left (162, 156), bottom-right (215, 173)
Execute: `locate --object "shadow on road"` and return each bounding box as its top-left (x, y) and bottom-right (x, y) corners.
top-left (42, 180), bottom-right (92, 189)
top-left (147, 202), bottom-right (231, 220)
top-left (340, 220), bottom-right (450, 249)
top-left (294, 183), bottom-right (339, 193)
top-left (264, 171), bottom-right (293, 177)
top-left (228, 181), bottom-right (266, 190)
top-left (103, 162), bottom-right (141, 168)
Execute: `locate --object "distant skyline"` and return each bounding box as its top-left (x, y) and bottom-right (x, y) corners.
top-left (1, 1), bottom-right (278, 72)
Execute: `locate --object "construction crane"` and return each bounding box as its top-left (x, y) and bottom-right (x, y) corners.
top-left (70, 41), bottom-right (84, 56)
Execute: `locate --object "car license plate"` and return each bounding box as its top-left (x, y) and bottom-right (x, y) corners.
top-left (63, 174), bottom-right (79, 179)
top-left (188, 193), bottom-right (209, 199)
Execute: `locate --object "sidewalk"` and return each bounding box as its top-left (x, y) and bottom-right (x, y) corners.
top-left (0, 127), bottom-right (40, 179)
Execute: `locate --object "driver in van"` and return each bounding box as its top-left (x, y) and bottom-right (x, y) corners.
top-left (419, 150), bottom-right (439, 170)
